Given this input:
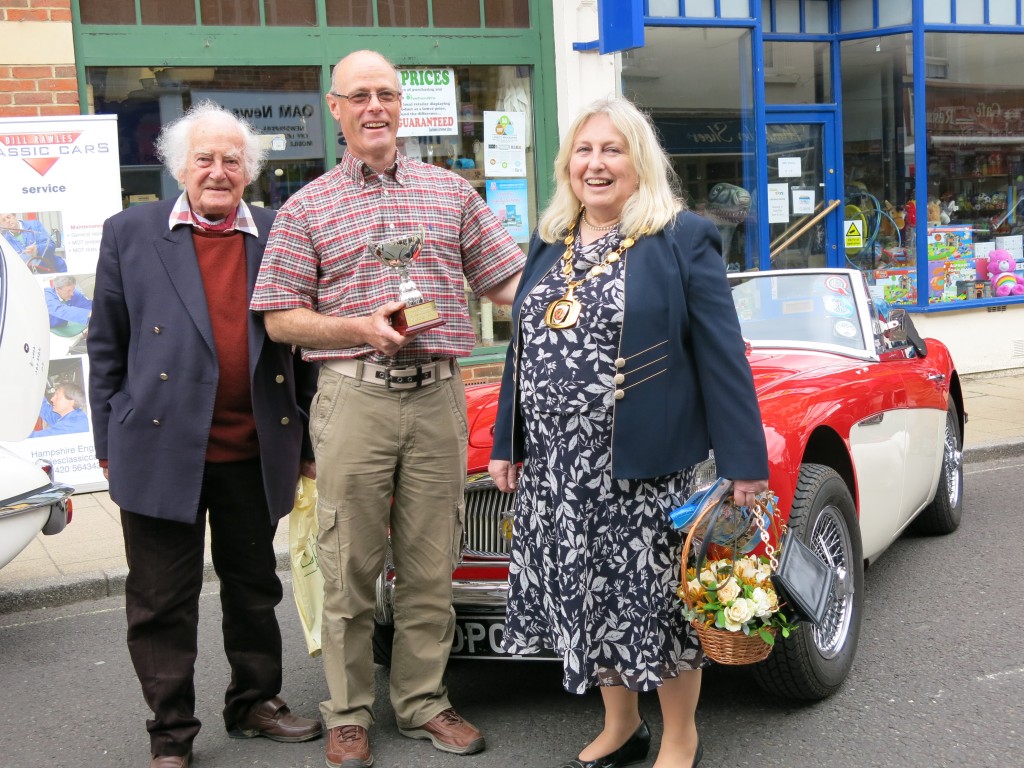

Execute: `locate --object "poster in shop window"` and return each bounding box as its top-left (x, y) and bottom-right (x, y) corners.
top-left (483, 111), bottom-right (527, 178)
top-left (0, 114), bottom-right (121, 492)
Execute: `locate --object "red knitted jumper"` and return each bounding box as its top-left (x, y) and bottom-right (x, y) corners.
top-left (194, 230), bottom-right (259, 463)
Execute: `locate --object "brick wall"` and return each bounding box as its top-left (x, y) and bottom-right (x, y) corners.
top-left (0, 0), bottom-right (79, 117)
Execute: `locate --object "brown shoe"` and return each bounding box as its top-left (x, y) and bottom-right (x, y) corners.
top-left (150, 755), bottom-right (190, 768)
top-left (399, 708), bottom-right (485, 755)
top-left (326, 724), bottom-right (373, 768)
top-left (228, 695), bottom-right (323, 743)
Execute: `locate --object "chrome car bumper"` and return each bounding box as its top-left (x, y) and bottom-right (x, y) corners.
top-left (0, 482), bottom-right (74, 535)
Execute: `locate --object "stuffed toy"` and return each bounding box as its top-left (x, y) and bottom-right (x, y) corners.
top-left (988, 249), bottom-right (1024, 296)
top-left (927, 200), bottom-right (942, 225)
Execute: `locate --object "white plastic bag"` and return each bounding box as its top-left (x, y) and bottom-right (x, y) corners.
top-left (288, 475), bottom-right (324, 657)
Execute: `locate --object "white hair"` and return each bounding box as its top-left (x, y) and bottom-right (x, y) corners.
top-left (156, 100), bottom-right (265, 183)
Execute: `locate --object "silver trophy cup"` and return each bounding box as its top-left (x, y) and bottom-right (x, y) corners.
top-left (370, 227), bottom-right (445, 334)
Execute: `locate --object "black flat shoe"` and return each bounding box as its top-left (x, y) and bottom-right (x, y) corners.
top-left (556, 719), bottom-right (651, 768)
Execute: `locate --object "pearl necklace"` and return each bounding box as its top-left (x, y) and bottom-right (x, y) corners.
top-left (543, 213), bottom-right (635, 330)
top-left (582, 209), bottom-right (620, 231)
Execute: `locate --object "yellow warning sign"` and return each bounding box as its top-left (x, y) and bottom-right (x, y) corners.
top-left (844, 219), bottom-right (864, 249)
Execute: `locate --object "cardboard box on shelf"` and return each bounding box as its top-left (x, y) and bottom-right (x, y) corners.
top-left (927, 226), bottom-right (974, 261)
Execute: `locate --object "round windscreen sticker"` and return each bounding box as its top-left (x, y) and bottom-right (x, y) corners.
top-left (823, 295), bottom-right (855, 317)
top-left (833, 319), bottom-right (858, 338)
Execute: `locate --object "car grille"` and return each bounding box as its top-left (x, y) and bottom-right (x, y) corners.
top-left (463, 473), bottom-right (515, 558)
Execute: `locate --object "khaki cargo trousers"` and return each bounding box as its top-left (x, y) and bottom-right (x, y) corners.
top-left (312, 365), bottom-right (467, 730)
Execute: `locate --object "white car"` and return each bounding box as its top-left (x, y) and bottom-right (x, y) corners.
top-left (0, 236), bottom-right (73, 569)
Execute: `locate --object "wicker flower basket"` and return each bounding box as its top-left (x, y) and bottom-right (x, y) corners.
top-left (681, 495), bottom-right (776, 666)
top-left (689, 619), bottom-right (775, 665)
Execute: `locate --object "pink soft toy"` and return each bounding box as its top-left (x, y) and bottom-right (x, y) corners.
top-left (988, 249), bottom-right (1024, 296)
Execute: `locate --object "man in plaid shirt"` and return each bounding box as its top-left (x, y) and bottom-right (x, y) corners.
top-left (251, 50), bottom-right (523, 768)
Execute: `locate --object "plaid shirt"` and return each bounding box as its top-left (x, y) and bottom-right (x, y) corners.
top-left (167, 193), bottom-right (259, 235)
top-left (251, 151), bottom-right (524, 364)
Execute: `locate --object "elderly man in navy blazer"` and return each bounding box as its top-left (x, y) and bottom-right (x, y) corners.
top-left (87, 101), bottom-right (322, 768)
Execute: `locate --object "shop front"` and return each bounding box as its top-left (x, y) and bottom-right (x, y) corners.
top-left (71, 0), bottom-right (558, 358)
top-left (565, 0), bottom-right (1024, 373)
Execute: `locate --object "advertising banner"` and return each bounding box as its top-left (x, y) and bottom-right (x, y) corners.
top-left (0, 114), bottom-right (121, 492)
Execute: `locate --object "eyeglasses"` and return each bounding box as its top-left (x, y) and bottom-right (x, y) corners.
top-left (329, 89), bottom-right (402, 106)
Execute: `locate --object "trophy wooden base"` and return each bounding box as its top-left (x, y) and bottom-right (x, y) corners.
top-left (391, 300), bottom-right (446, 335)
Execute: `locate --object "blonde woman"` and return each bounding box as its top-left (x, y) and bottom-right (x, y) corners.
top-left (489, 98), bottom-right (769, 768)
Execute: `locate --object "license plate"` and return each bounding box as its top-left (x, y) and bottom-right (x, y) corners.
top-left (450, 614), bottom-right (555, 660)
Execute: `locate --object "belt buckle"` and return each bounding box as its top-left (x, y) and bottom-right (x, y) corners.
top-left (385, 364), bottom-right (428, 390)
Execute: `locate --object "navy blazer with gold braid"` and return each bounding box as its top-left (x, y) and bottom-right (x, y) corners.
top-left (491, 210), bottom-right (769, 482)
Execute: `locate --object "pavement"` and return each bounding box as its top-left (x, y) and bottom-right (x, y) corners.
top-left (2, 370), bottom-right (1024, 615)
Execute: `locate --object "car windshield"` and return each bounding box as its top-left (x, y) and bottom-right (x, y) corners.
top-left (729, 271), bottom-right (869, 354)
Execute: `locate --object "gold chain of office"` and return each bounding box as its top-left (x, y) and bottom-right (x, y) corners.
top-left (543, 213), bottom-right (635, 330)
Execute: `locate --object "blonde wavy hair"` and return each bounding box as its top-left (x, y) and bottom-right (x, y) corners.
top-left (537, 97), bottom-right (684, 243)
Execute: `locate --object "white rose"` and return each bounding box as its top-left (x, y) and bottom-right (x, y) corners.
top-left (716, 577), bottom-right (741, 604)
top-left (734, 558), bottom-right (760, 581)
top-left (686, 578), bottom-right (703, 598)
top-left (723, 598), bottom-right (756, 630)
top-left (751, 587), bottom-right (774, 618)
top-left (699, 568), bottom-right (715, 585)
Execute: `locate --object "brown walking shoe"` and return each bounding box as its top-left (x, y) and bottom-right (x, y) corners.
top-left (326, 724), bottom-right (373, 768)
top-left (150, 755), bottom-right (190, 768)
top-left (399, 708), bottom-right (485, 755)
top-left (227, 695), bottom-right (323, 743)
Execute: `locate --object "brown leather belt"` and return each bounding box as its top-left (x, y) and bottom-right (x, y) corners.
top-left (324, 358), bottom-right (456, 390)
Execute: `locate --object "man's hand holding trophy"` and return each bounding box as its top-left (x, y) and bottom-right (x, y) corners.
top-left (370, 226), bottom-right (446, 335)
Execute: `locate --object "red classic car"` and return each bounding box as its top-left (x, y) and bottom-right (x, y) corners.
top-left (374, 268), bottom-right (964, 700)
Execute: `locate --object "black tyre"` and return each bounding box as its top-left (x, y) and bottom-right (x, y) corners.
top-left (909, 400), bottom-right (964, 535)
top-left (373, 620), bottom-right (394, 667)
top-left (752, 463), bottom-right (863, 700)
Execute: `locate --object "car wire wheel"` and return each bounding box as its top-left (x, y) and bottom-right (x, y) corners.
top-left (751, 463), bottom-right (863, 700)
top-left (809, 504), bottom-right (855, 659)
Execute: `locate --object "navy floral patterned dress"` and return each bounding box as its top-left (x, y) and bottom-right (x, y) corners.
top-left (500, 228), bottom-right (704, 694)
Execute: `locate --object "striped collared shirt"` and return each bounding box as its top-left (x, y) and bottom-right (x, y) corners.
top-left (167, 193), bottom-right (259, 236)
top-left (251, 150), bottom-right (524, 365)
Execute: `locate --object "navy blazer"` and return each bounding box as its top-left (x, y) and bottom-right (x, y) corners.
top-left (492, 210), bottom-right (769, 482)
top-left (87, 200), bottom-right (316, 524)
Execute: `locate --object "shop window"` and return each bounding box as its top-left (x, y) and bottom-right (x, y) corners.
top-left (878, 0), bottom-right (911, 28)
top-left (623, 26), bottom-right (758, 272)
top-left (648, 0), bottom-right (681, 17)
top-left (484, 0), bottom-right (529, 28)
top-left (762, 0), bottom-right (829, 33)
top-left (955, 0), bottom-right (986, 26)
top-left (325, 1), bottom-right (373, 26)
top-left (840, 0), bottom-right (874, 31)
top-left (85, 66), bottom-right (326, 209)
top-left (805, 0), bottom-right (829, 33)
top-left (925, 32), bottom-right (1024, 305)
top-left (684, 0), bottom-right (715, 17)
top-left (140, 0), bottom-right (197, 25)
top-left (201, 0), bottom-right (260, 25)
top-left (840, 35), bottom-right (915, 300)
top-left (378, 0), bottom-right (429, 27)
top-left (434, 0), bottom-right (481, 27)
top-left (764, 41), bottom-right (831, 105)
top-left (79, 0), bottom-right (135, 24)
top-left (770, 0), bottom-right (801, 32)
top-left (989, 0), bottom-right (1019, 26)
top-left (924, 3), bottom-right (952, 24)
top-left (720, 0), bottom-right (751, 18)
top-left (265, 0), bottom-right (318, 26)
